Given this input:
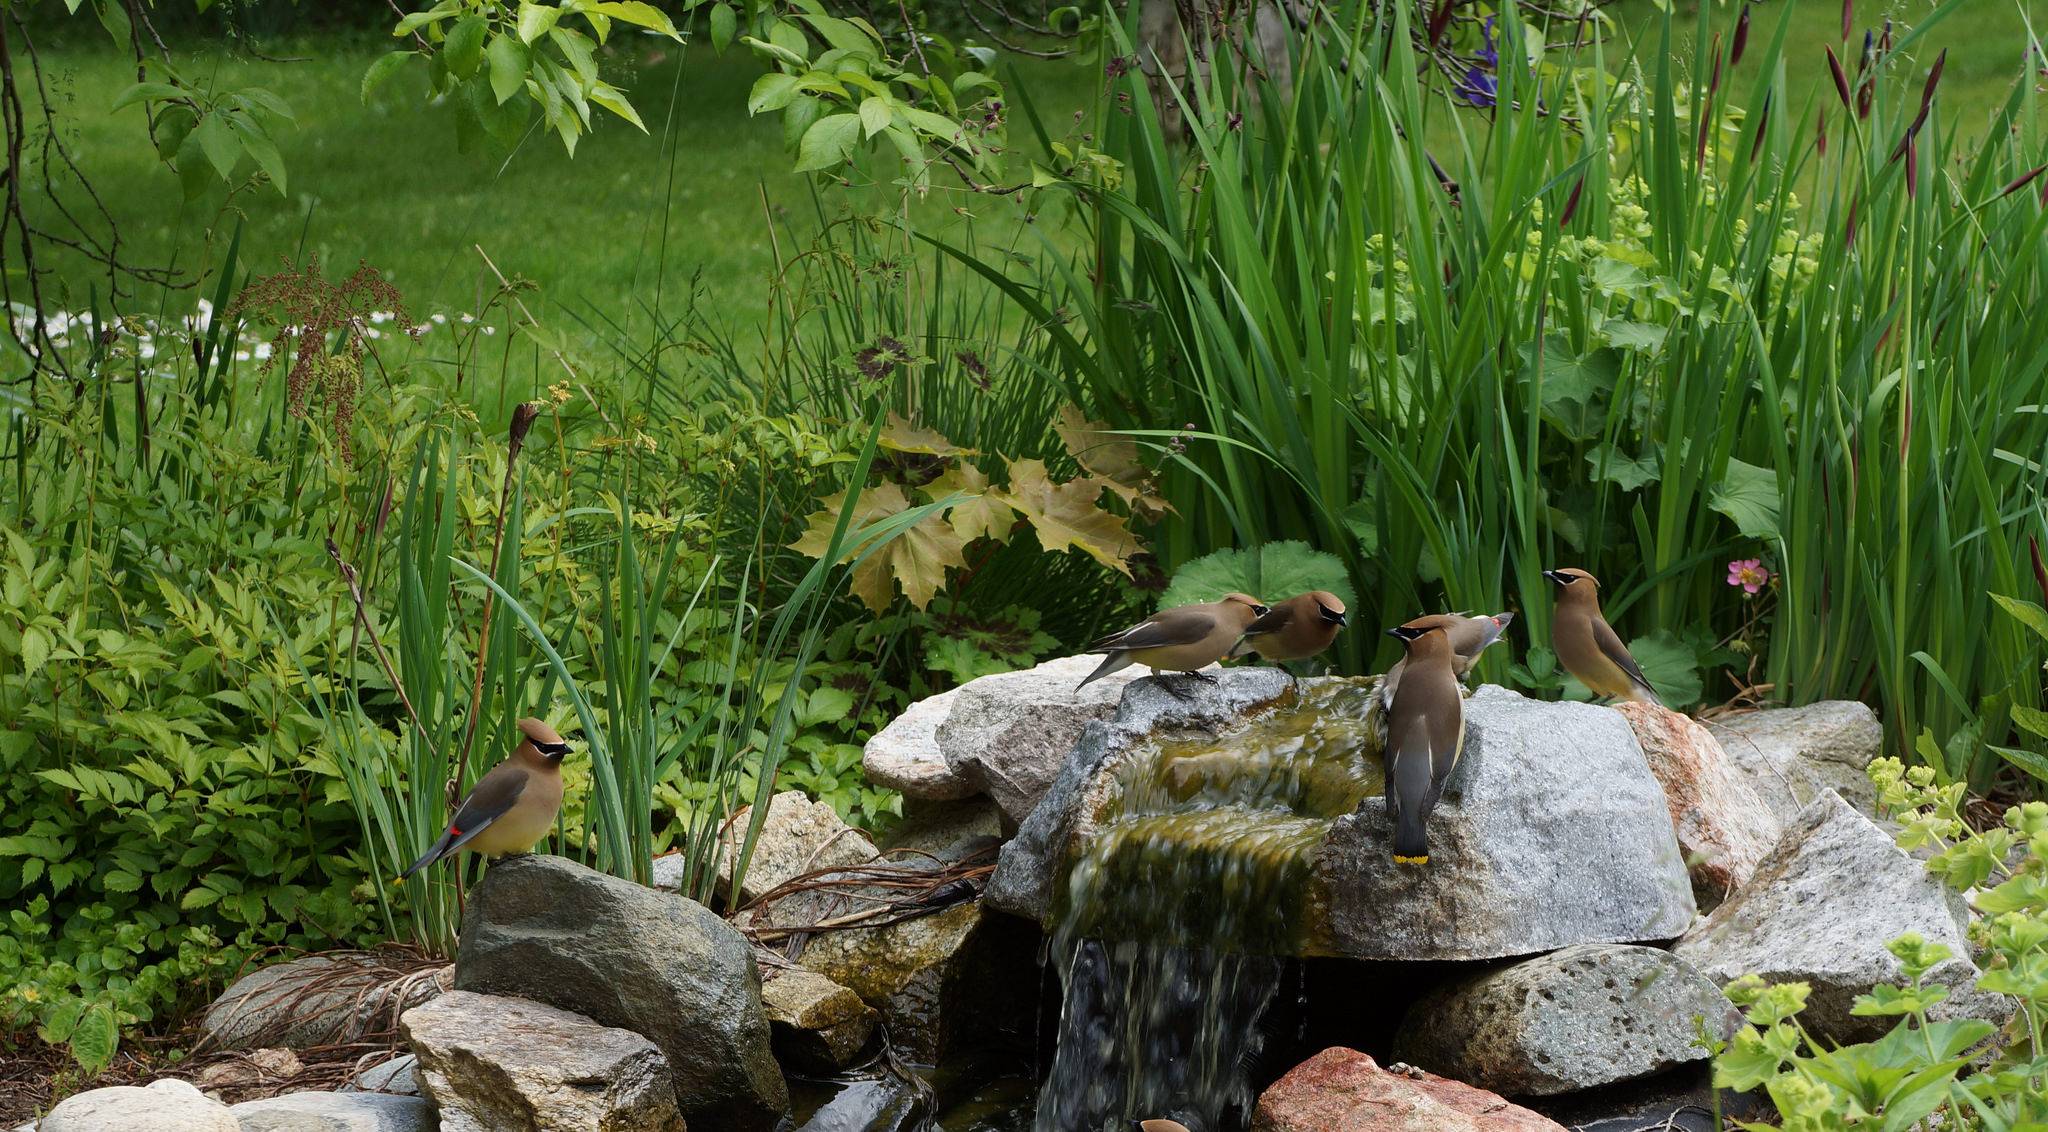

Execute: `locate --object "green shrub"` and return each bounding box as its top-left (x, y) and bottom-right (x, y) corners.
top-left (1709, 757), bottom-right (2048, 1127)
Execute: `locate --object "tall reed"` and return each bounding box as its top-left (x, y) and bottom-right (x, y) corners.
top-left (947, 0), bottom-right (2048, 786)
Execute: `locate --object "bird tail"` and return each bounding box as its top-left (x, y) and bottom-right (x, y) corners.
top-left (1077, 651), bottom-right (1134, 689)
top-left (394, 830), bottom-right (456, 884)
top-left (1384, 765), bottom-right (1433, 859)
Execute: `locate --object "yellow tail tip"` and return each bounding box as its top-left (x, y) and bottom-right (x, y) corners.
top-left (1393, 854), bottom-right (1429, 865)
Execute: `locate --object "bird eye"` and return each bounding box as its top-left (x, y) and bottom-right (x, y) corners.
top-left (1253, 604), bottom-right (1271, 616)
top-left (536, 740), bottom-right (572, 757)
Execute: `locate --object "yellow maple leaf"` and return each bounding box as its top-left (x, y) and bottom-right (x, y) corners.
top-left (1053, 405), bottom-right (1175, 521)
top-left (880, 412), bottom-right (977, 457)
top-left (790, 483), bottom-right (967, 612)
top-left (997, 458), bottom-right (1140, 578)
top-left (921, 462), bottom-right (1015, 545)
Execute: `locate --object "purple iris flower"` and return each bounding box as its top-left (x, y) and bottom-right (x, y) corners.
top-left (1455, 67), bottom-right (1498, 107)
top-left (1476, 16), bottom-right (1499, 69)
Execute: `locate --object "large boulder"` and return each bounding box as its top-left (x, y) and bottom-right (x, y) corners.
top-left (937, 654), bottom-right (1152, 826)
top-left (1705, 701), bottom-right (1883, 820)
top-left (1616, 703), bottom-right (1782, 901)
top-left (402, 990), bottom-right (684, 1132)
top-left (792, 899), bottom-right (1038, 1063)
top-left (759, 967), bottom-right (877, 1072)
top-left (991, 679), bottom-right (1697, 961)
top-left (40, 1080), bottom-right (238, 1132)
top-left (454, 854), bottom-right (787, 1127)
top-left (226, 1091), bottom-right (433, 1132)
top-left (200, 954), bottom-right (448, 1053)
top-left (1391, 945), bottom-right (1740, 1096)
top-left (714, 790), bottom-right (877, 906)
top-left (1674, 791), bottom-right (2008, 1043)
top-left (1252, 1048), bottom-right (1567, 1132)
top-left (985, 667), bottom-right (1297, 922)
top-left (1313, 687), bottom-right (1696, 959)
top-left (863, 685), bottom-right (976, 800)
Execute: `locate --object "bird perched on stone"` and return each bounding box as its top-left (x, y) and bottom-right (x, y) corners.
top-left (1077, 593), bottom-right (1270, 689)
top-left (1384, 619), bottom-right (1467, 865)
top-left (1229, 590), bottom-right (1348, 671)
top-left (1544, 568), bottom-right (1659, 705)
top-left (396, 718), bottom-right (571, 882)
top-left (1377, 610), bottom-right (1514, 706)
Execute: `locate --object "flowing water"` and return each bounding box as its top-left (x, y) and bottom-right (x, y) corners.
top-left (1034, 679), bottom-right (1385, 1132)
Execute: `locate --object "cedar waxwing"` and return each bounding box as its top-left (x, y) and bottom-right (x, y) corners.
top-left (1384, 620), bottom-right (1466, 865)
top-left (1078, 593), bottom-right (1270, 688)
top-left (1544, 568), bottom-right (1660, 705)
top-left (1378, 610), bottom-right (1515, 704)
top-left (395, 718), bottom-right (571, 882)
top-left (1136, 1122), bottom-right (1190, 1132)
top-left (1229, 590), bottom-right (1348, 665)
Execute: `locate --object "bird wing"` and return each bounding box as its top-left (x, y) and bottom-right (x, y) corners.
top-left (440, 761), bottom-right (531, 855)
top-left (1424, 711), bottom-right (1466, 811)
top-left (1591, 617), bottom-right (1656, 697)
top-left (1229, 602), bottom-right (1295, 656)
top-left (1091, 610), bottom-right (1218, 652)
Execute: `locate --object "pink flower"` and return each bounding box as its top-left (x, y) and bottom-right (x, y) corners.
top-left (1727, 558), bottom-right (1770, 594)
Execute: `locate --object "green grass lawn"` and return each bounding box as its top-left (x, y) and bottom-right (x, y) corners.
top-left (22, 29), bottom-right (1100, 334)
top-left (20, 1), bottom-right (2046, 338)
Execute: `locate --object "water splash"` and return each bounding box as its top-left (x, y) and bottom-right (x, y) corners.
top-left (1035, 679), bottom-right (1383, 1132)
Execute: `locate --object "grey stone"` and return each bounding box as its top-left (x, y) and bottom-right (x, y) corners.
top-left (1674, 791), bottom-right (2009, 1043)
top-left (201, 955), bottom-right (446, 1053)
top-left (455, 854), bottom-right (787, 1128)
top-left (1312, 687), bottom-right (1696, 960)
top-left (989, 676), bottom-right (1696, 960)
top-left (862, 684), bottom-right (975, 800)
top-left (404, 991), bottom-right (683, 1132)
top-left (228, 1091), bottom-right (433, 1132)
top-left (880, 796), bottom-right (1005, 864)
top-left (1392, 945), bottom-right (1741, 1096)
top-left (714, 790), bottom-right (877, 906)
top-left (938, 654), bottom-right (1153, 827)
top-left (791, 898), bottom-right (1038, 1064)
top-left (759, 967), bottom-right (877, 1071)
top-left (40, 1084), bottom-right (237, 1132)
top-left (1706, 701), bottom-right (1883, 821)
top-left (342, 1054), bottom-right (420, 1096)
top-left (986, 666), bottom-right (1297, 921)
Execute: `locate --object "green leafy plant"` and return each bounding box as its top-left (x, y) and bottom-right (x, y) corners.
top-left (1158, 539), bottom-right (1354, 612)
top-left (1708, 756), bottom-right (2048, 1127)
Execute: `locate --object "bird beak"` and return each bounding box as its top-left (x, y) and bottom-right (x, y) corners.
top-left (1384, 626), bottom-right (1405, 639)
top-left (1333, 611), bottom-right (1349, 627)
top-left (1542, 570), bottom-right (1570, 585)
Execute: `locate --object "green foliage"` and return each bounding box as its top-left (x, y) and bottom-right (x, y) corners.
top-left (945, 0), bottom-right (2048, 753)
top-left (377, 0), bottom-right (683, 154)
top-left (1158, 540), bottom-right (1355, 613)
top-left (1709, 756), bottom-right (2048, 1128)
top-left (374, 0), bottom-right (1008, 186)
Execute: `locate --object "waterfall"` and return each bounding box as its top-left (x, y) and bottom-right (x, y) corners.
top-left (1033, 679), bottom-right (1384, 1132)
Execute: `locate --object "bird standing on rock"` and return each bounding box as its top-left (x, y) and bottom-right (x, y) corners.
top-left (396, 718), bottom-right (571, 882)
top-left (1544, 568), bottom-right (1660, 705)
top-left (1077, 593), bottom-right (1270, 689)
top-left (1377, 610), bottom-right (1514, 705)
top-left (1229, 590), bottom-right (1349, 671)
top-left (1384, 619), bottom-right (1467, 865)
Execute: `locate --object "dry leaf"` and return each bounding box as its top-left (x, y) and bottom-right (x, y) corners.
top-left (790, 483), bottom-right (967, 611)
top-left (1054, 405), bottom-right (1174, 520)
top-left (997, 458), bottom-right (1140, 578)
top-left (922, 462), bottom-right (1015, 545)
top-left (880, 412), bottom-right (977, 457)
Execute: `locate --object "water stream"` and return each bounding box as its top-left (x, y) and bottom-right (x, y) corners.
top-left (1034, 679), bottom-right (1384, 1132)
